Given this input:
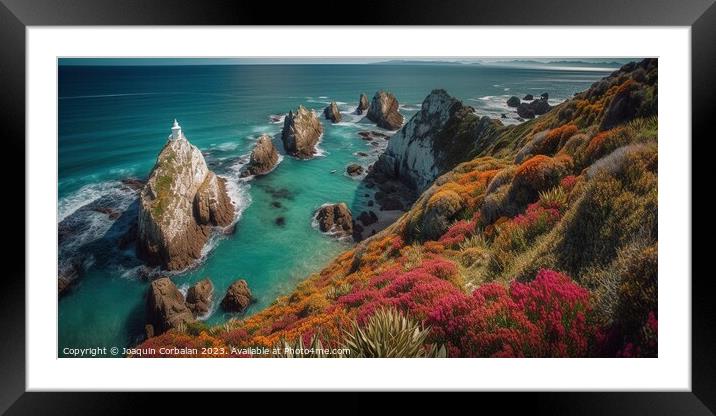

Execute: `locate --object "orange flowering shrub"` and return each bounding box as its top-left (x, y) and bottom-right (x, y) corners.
top-left (509, 155), bottom-right (568, 208)
top-left (582, 127), bottom-right (624, 164)
top-left (546, 124), bottom-right (577, 146)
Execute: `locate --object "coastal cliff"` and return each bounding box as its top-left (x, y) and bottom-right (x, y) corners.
top-left (372, 89), bottom-right (501, 192)
top-left (136, 59), bottom-right (659, 358)
top-left (137, 122), bottom-right (234, 270)
top-left (281, 105), bottom-right (324, 159)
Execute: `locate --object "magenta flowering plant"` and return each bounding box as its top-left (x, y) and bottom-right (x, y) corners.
top-left (426, 269), bottom-right (597, 357)
top-left (438, 219), bottom-right (477, 248)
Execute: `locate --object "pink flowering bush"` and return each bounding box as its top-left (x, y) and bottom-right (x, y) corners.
top-left (338, 257), bottom-right (463, 324)
top-left (509, 269), bottom-right (592, 356)
top-left (512, 203), bottom-right (561, 240)
top-left (492, 203), bottom-right (562, 263)
top-left (438, 220), bottom-right (477, 248)
top-left (390, 236), bottom-right (405, 255)
top-left (426, 269), bottom-right (598, 357)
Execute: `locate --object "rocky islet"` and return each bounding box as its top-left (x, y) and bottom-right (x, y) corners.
top-left (281, 105), bottom-right (324, 159)
top-left (136, 120), bottom-right (235, 271)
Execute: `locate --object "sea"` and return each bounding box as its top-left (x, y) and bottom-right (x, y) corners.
top-left (58, 61), bottom-right (616, 356)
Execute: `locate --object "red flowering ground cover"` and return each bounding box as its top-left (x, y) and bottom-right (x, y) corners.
top-left (426, 269), bottom-right (596, 357)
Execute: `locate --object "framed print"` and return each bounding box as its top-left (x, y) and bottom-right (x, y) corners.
top-left (2, 0), bottom-right (711, 413)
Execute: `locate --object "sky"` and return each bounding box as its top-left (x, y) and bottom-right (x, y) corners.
top-left (58, 57), bottom-right (638, 66)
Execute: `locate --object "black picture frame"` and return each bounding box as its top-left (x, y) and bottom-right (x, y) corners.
top-left (1, 0), bottom-right (710, 413)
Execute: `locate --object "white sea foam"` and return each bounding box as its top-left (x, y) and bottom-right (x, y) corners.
top-left (306, 97), bottom-right (347, 106)
top-left (58, 180), bottom-right (135, 222)
top-left (214, 142), bottom-right (239, 152)
top-left (120, 265), bottom-right (144, 280)
top-left (252, 125), bottom-right (275, 134)
top-left (178, 283), bottom-right (190, 297)
top-left (336, 111), bottom-right (369, 125)
top-left (313, 133), bottom-right (328, 157)
top-left (268, 114), bottom-right (285, 124)
top-left (58, 92), bottom-right (160, 100)
top-left (399, 104), bottom-right (421, 111)
top-left (60, 211), bottom-right (113, 254)
top-left (222, 171), bottom-right (253, 227)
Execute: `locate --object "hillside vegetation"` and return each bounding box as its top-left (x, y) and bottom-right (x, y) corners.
top-left (137, 59), bottom-right (658, 358)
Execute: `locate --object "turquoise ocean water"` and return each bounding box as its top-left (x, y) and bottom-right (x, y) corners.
top-left (58, 62), bottom-right (614, 356)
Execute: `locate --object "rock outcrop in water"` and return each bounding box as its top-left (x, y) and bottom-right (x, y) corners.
top-left (58, 263), bottom-right (81, 296)
top-left (346, 163), bottom-right (364, 176)
top-left (356, 93), bottom-right (370, 114)
top-left (241, 134), bottom-right (279, 177)
top-left (221, 279), bottom-right (255, 312)
top-left (323, 101), bottom-right (342, 123)
top-left (146, 277), bottom-right (195, 334)
top-left (366, 91), bottom-right (403, 130)
top-left (137, 121), bottom-right (234, 271)
top-left (281, 105), bottom-right (323, 159)
top-left (186, 278), bottom-right (214, 317)
top-left (315, 203), bottom-right (353, 238)
top-left (371, 89), bottom-right (501, 192)
top-left (517, 97), bottom-right (552, 119)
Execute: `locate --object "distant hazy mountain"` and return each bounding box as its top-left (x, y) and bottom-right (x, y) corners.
top-left (373, 60), bottom-right (470, 65)
top-left (482, 59), bottom-right (635, 67)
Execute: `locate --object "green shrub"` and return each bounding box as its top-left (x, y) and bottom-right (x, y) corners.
top-left (538, 186), bottom-right (568, 212)
top-left (326, 282), bottom-right (353, 300)
top-left (555, 147), bottom-right (657, 275)
top-left (342, 307), bottom-right (446, 358)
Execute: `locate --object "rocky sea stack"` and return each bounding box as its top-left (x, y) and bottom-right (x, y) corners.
top-left (281, 105), bottom-right (324, 159)
top-left (241, 134), bottom-right (279, 177)
top-left (137, 120), bottom-right (234, 271)
top-left (146, 277), bottom-right (195, 335)
top-left (315, 203), bottom-right (353, 238)
top-left (323, 101), bottom-right (342, 123)
top-left (371, 89), bottom-right (501, 192)
top-left (366, 91), bottom-right (403, 130)
top-left (356, 93), bottom-right (370, 115)
top-left (221, 279), bottom-right (255, 313)
top-left (186, 278), bottom-right (214, 316)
